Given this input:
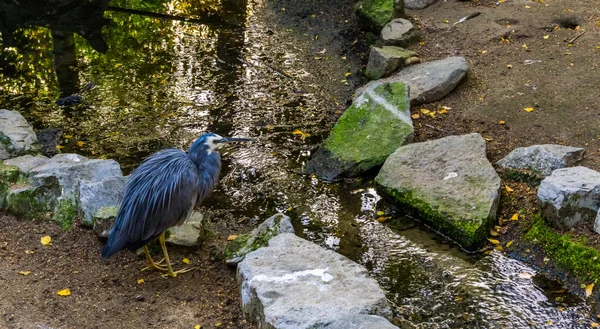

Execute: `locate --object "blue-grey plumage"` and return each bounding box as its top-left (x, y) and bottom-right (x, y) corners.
top-left (101, 133), bottom-right (251, 270)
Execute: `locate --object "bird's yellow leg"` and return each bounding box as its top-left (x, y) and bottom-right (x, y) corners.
top-left (158, 232), bottom-right (195, 278)
top-left (141, 245), bottom-right (168, 272)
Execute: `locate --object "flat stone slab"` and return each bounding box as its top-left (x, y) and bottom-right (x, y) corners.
top-left (225, 213), bottom-right (294, 265)
top-left (405, 0), bottom-right (438, 9)
top-left (538, 166), bottom-right (600, 230)
top-left (357, 57), bottom-right (469, 105)
top-left (0, 109), bottom-right (40, 160)
top-left (366, 46), bottom-right (418, 80)
top-left (497, 144), bottom-right (585, 176)
top-left (4, 155), bottom-right (50, 174)
top-left (381, 18), bottom-right (419, 47)
top-left (375, 133), bottom-right (501, 251)
top-left (305, 82), bottom-right (413, 181)
top-left (238, 233), bottom-right (395, 329)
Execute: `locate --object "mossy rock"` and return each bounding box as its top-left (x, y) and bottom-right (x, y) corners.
top-left (355, 0), bottom-right (398, 32)
top-left (0, 163), bottom-right (20, 209)
top-left (305, 82), bottom-right (413, 181)
top-left (5, 176), bottom-right (61, 221)
top-left (92, 206), bottom-right (119, 238)
top-left (53, 197), bottom-right (78, 231)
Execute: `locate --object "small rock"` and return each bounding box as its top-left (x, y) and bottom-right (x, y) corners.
top-left (0, 109), bottom-right (40, 160)
top-left (225, 213), bottom-right (294, 265)
top-left (238, 233), bottom-right (394, 328)
top-left (92, 206), bottom-right (119, 238)
top-left (355, 0), bottom-right (401, 32)
top-left (381, 18), bottom-right (419, 47)
top-left (497, 144), bottom-right (585, 176)
top-left (405, 0), bottom-right (438, 9)
top-left (135, 295), bottom-right (145, 302)
top-left (538, 167), bottom-right (600, 230)
top-left (79, 176), bottom-right (126, 227)
top-left (357, 57), bottom-right (470, 105)
top-left (306, 82), bottom-right (413, 181)
top-left (375, 133), bottom-right (501, 251)
top-left (166, 212), bottom-right (204, 247)
top-left (366, 46), bottom-right (418, 80)
top-left (4, 155), bottom-right (50, 174)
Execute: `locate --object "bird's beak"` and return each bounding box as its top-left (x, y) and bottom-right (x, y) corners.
top-left (218, 137), bottom-right (252, 143)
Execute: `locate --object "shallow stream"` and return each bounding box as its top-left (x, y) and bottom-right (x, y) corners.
top-left (0, 0), bottom-right (593, 327)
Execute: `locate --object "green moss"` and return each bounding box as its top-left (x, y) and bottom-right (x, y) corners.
top-left (376, 184), bottom-right (495, 251)
top-left (53, 198), bottom-right (78, 231)
top-left (6, 185), bottom-right (55, 220)
top-left (224, 217), bottom-right (283, 261)
top-left (355, 0), bottom-right (396, 31)
top-left (0, 163), bottom-right (20, 209)
top-left (525, 215), bottom-right (600, 283)
top-left (324, 82), bottom-right (411, 170)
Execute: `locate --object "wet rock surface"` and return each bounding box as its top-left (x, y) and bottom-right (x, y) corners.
top-left (381, 18), bottom-right (419, 47)
top-left (357, 56), bottom-right (470, 105)
top-left (375, 133), bottom-right (501, 250)
top-left (0, 109), bottom-right (40, 160)
top-left (538, 166), bottom-right (600, 230)
top-left (237, 233), bottom-right (395, 329)
top-left (366, 46), bottom-right (418, 80)
top-left (306, 82), bottom-right (413, 181)
top-left (497, 144), bottom-right (585, 176)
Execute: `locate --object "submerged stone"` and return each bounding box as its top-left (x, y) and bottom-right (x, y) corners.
top-left (237, 233), bottom-right (394, 328)
top-left (0, 109), bottom-right (41, 160)
top-left (497, 144), bottom-right (585, 176)
top-left (225, 213), bottom-right (294, 265)
top-left (366, 46), bottom-right (418, 80)
top-left (538, 166), bottom-right (600, 230)
top-left (355, 0), bottom-right (399, 32)
top-left (357, 56), bottom-right (469, 105)
top-left (305, 82), bottom-right (413, 181)
top-left (375, 133), bottom-right (501, 251)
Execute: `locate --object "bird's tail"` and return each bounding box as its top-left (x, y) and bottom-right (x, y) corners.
top-left (101, 227), bottom-right (128, 258)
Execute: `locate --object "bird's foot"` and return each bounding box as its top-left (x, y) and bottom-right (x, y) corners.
top-left (141, 258), bottom-right (168, 272)
top-left (161, 267), bottom-right (196, 278)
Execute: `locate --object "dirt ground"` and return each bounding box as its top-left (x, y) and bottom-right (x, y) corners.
top-left (0, 215), bottom-right (252, 329)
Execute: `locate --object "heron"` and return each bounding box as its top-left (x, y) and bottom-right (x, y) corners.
top-left (101, 133), bottom-right (251, 277)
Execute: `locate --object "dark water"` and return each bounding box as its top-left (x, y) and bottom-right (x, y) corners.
top-left (0, 0), bottom-right (594, 327)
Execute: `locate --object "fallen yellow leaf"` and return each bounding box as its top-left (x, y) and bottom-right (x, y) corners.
top-left (490, 229), bottom-right (500, 237)
top-left (376, 211), bottom-right (384, 216)
top-left (227, 235), bottom-right (238, 241)
top-left (137, 278), bottom-right (144, 285)
top-left (420, 109), bottom-right (430, 114)
top-left (522, 43), bottom-right (528, 49)
top-left (586, 283), bottom-right (594, 297)
top-left (195, 325), bottom-right (202, 329)
top-left (506, 64), bottom-right (513, 69)
top-left (292, 129), bottom-right (311, 140)
top-left (506, 240), bottom-right (514, 247)
top-left (592, 322), bottom-right (600, 328)
top-left (499, 120), bottom-right (506, 125)
top-left (543, 35), bottom-right (549, 39)
top-left (524, 107), bottom-right (534, 112)
top-left (25, 250), bottom-right (35, 254)
top-left (345, 72), bottom-right (352, 77)
top-left (525, 5), bottom-right (530, 8)
top-left (511, 213), bottom-right (519, 221)
top-left (419, 41), bottom-right (425, 46)
top-left (40, 236), bottom-right (52, 246)
top-left (182, 258), bottom-right (191, 265)
top-left (76, 141), bottom-right (85, 147)
top-left (18, 271), bottom-right (31, 275)
top-left (505, 185), bottom-right (514, 192)
top-left (64, 134), bottom-right (72, 139)
top-left (487, 238), bottom-right (500, 245)
top-left (375, 216), bottom-right (390, 223)
top-left (439, 109), bottom-right (448, 114)
top-left (411, 113), bottom-right (420, 119)
top-left (57, 289), bottom-right (71, 296)
top-left (495, 245), bottom-right (504, 251)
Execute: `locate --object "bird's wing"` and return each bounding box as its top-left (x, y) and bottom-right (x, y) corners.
top-left (104, 149), bottom-right (200, 255)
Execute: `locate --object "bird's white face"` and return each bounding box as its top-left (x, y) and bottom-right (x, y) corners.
top-left (205, 134), bottom-right (224, 154)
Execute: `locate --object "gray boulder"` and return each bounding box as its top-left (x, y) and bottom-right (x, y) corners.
top-left (381, 18), bottom-right (419, 47)
top-left (375, 133), bottom-right (501, 251)
top-left (0, 109), bottom-right (40, 160)
top-left (166, 212), bottom-right (204, 247)
top-left (366, 46), bottom-right (418, 80)
top-left (405, 0), bottom-right (438, 9)
top-left (497, 144), bottom-right (585, 176)
top-left (538, 167), bottom-right (600, 230)
top-left (5, 176), bottom-right (61, 222)
top-left (225, 213), bottom-right (294, 265)
top-left (79, 176), bottom-right (126, 227)
top-left (305, 82), bottom-right (413, 181)
top-left (238, 233), bottom-right (395, 329)
top-left (357, 57), bottom-right (469, 105)
top-left (4, 155), bottom-right (50, 173)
